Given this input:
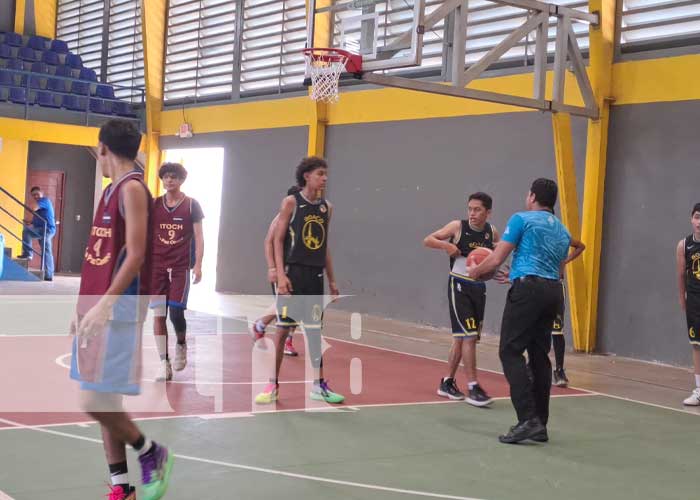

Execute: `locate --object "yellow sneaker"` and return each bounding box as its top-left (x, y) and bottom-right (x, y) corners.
top-left (255, 383), bottom-right (279, 404)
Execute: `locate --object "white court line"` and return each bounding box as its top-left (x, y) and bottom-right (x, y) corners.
top-left (0, 416), bottom-right (486, 500)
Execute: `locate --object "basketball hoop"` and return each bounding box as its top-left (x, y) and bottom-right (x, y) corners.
top-left (303, 48), bottom-right (362, 103)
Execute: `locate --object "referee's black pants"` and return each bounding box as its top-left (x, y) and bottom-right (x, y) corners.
top-left (499, 276), bottom-right (563, 425)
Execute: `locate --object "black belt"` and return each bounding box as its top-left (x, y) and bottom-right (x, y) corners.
top-left (514, 275), bottom-right (559, 284)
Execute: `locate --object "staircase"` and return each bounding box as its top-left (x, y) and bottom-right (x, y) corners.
top-left (0, 186), bottom-right (45, 281)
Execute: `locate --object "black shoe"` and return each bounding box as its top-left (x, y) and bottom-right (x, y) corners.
top-left (437, 378), bottom-right (465, 400)
top-left (466, 383), bottom-right (493, 407)
top-left (44, 277), bottom-right (53, 282)
top-left (499, 418), bottom-right (547, 444)
top-left (16, 254), bottom-right (31, 260)
top-left (553, 368), bottom-right (569, 387)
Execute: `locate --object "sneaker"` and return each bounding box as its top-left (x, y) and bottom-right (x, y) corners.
top-left (683, 388), bottom-right (700, 406)
top-left (16, 254), bottom-right (31, 260)
top-left (499, 418), bottom-right (546, 444)
top-left (106, 485), bottom-right (136, 500)
top-left (310, 380), bottom-right (345, 404)
top-left (255, 383), bottom-right (279, 404)
top-left (437, 378), bottom-right (465, 400)
top-left (466, 384), bottom-right (493, 407)
top-left (284, 337), bottom-right (299, 356)
top-left (156, 360), bottom-right (172, 382)
top-left (553, 368), bottom-right (569, 387)
top-left (173, 344), bottom-right (187, 371)
top-left (139, 443), bottom-right (174, 500)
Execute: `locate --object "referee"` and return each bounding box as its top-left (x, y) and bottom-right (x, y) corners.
top-left (469, 178), bottom-right (572, 444)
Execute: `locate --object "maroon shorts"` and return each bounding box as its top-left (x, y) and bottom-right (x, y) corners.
top-left (150, 267), bottom-right (191, 310)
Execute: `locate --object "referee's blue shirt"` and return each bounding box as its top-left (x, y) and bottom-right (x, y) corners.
top-left (502, 211), bottom-right (571, 281)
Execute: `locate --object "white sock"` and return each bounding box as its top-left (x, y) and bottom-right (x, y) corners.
top-left (254, 320), bottom-right (266, 333)
top-left (467, 381), bottom-right (477, 389)
top-left (694, 374), bottom-right (700, 389)
top-left (111, 473), bottom-right (129, 486)
top-left (136, 438), bottom-right (153, 456)
top-left (155, 335), bottom-right (168, 361)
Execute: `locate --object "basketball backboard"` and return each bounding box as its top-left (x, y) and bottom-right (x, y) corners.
top-left (306, 0), bottom-right (426, 72)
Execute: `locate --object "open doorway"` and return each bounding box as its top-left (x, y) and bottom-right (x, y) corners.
top-left (161, 148), bottom-right (224, 292)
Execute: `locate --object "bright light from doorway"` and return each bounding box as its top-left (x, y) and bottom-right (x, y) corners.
top-left (162, 148), bottom-right (224, 292)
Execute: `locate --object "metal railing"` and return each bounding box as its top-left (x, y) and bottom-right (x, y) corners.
top-left (0, 65), bottom-right (146, 129)
top-left (0, 185), bottom-right (47, 278)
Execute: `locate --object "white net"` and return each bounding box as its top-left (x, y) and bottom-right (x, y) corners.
top-left (305, 51), bottom-right (349, 103)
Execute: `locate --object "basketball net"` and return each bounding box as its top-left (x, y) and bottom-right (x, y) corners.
top-left (304, 51), bottom-right (348, 103)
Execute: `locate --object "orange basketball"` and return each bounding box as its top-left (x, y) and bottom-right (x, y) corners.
top-left (466, 247), bottom-right (493, 267)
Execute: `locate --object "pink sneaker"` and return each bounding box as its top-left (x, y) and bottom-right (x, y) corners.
top-left (106, 485), bottom-right (136, 500)
top-left (284, 337), bottom-right (298, 356)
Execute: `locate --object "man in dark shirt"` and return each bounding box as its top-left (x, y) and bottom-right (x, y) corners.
top-left (19, 186), bottom-right (56, 281)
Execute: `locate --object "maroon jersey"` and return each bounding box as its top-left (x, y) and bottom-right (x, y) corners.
top-left (77, 170), bottom-right (153, 320)
top-left (152, 194), bottom-right (203, 269)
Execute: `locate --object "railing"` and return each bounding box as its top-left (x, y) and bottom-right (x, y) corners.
top-left (0, 66), bottom-right (146, 130)
top-left (0, 185), bottom-right (47, 277)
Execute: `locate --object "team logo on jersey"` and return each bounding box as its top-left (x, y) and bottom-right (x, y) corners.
top-left (312, 304), bottom-right (323, 322)
top-left (85, 233), bottom-right (111, 266)
top-left (692, 253), bottom-right (700, 279)
top-left (158, 223), bottom-right (185, 246)
top-left (690, 327), bottom-right (696, 339)
top-left (102, 214), bottom-right (112, 223)
top-left (320, 204), bottom-right (327, 213)
top-left (302, 215), bottom-right (326, 251)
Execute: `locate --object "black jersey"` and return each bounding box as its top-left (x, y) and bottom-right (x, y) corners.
top-left (450, 221), bottom-right (495, 279)
top-left (685, 234), bottom-right (700, 295)
top-left (284, 191), bottom-right (329, 268)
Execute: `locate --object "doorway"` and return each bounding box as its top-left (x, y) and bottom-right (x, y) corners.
top-left (24, 170), bottom-right (64, 272)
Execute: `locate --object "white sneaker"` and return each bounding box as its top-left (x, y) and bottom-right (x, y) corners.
top-left (173, 343), bottom-right (187, 371)
top-left (156, 359), bottom-right (173, 381)
top-left (682, 388), bottom-right (700, 406)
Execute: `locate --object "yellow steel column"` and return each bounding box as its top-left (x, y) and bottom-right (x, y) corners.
top-left (306, 0), bottom-right (331, 157)
top-left (35, 0), bottom-right (58, 39)
top-left (15, 0), bottom-right (26, 34)
top-left (580, 0), bottom-right (616, 352)
top-left (552, 112), bottom-right (587, 351)
top-left (141, 0), bottom-right (167, 193)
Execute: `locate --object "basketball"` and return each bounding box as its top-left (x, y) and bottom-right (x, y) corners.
top-left (466, 247), bottom-right (493, 267)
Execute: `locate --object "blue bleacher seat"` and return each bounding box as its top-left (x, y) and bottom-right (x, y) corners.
top-left (18, 47), bottom-right (37, 62)
top-left (54, 65), bottom-right (72, 77)
top-left (47, 77), bottom-right (67, 93)
top-left (65, 53), bottom-right (82, 68)
top-left (50, 39), bottom-right (69, 54)
top-left (62, 94), bottom-right (86, 111)
top-left (71, 80), bottom-right (90, 95)
top-left (9, 87), bottom-right (27, 104)
top-left (0, 44), bottom-right (11, 59)
top-left (96, 84), bottom-right (116, 100)
top-left (113, 101), bottom-right (135, 117)
top-left (21, 73), bottom-right (44, 90)
top-left (0, 69), bottom-right (14, 86)
top-left (6, 59), bottom-right (23, 71)
top-left (31, 62), bottom-right (49, 74)
top-left (41, 50), bottom-right (60, 66)
top-left (90, 98), bottom-right (112, 115)
top-left (28, 36), bottom-right (47, 51)
top-left (4, 32), bottom-right (22, 47)
top-left (79, 68), bottom-right (97, 82)
top-left (37, 91), bottom-right (59, 108)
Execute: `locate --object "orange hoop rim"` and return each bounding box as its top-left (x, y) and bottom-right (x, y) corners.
top-left (302, 48), bottom-right (363, 74)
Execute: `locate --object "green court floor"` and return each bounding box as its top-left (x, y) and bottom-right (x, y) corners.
top-left (0, 395), bottom-right (696, 500)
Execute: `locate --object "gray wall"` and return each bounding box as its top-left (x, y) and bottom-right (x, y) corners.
top-left (27, 142), bottom-right (96, 273)
top-left (325, 113), bottom-right (588, 336)
top-left (0, 0), bottom-right (15, 33)
top-left (160, 127), bottom-right (309, 293)
top-left (598, 100), bottom-right (700, 366)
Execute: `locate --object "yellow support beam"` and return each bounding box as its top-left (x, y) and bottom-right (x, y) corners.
top-left (15, 0), bottom-right (26, 34)
top-left (0, 139), bottom-right (29, 255)
top-left (141, 0), bottom-right (167, 193)
top-left (552, 113), bottom-right (587, 351)
top-left (35, 0), bottom-right (58, 39)
top-left (306, 0), bottom-right (331, 157)
top-left (580, 0), bottom-right (616, 352)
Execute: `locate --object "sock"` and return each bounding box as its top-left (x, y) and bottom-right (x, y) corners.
top-left (442, 377), bottom-right (453, 383)
top-left (695, 374), bottom-right (700, 388)
top-left (255, 320), bottom-right (266, 333)
top-left (467, 381), bottom-right (477, 389)
top-left (131, 435), bottom-right (154, 456)
top-left (109, 461), bottom-right (129, 492)
top-left (155, 335), bottom-right (168, 361)
top-left (269, 378), bottom-right (279, 386)
top-left (314, 378), bottom-right (324, 387)
top-left (176, 332), bottom-right (186, 345)
top-left (553, 335), bottom-right (565, 370)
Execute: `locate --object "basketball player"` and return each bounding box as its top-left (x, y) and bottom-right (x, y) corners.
top-left (151, 163), bottom-right (204, 380)
top-left (249, 185), bottom-right (301, 357)
top-left (255, 157), bottom-right (344, 404)
top-left (424, 192), bottom-right (498, 407)
top-left (70, 120), bottom-right (173, 500)
top-left (677, 203), bottom-right (700, 405)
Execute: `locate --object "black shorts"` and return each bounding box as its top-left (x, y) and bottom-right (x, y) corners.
top-left (448, 276), bottom-right (486, 338)
top-left (552, 283), bottom-right (565, 335)
top-left (276, 264), bottom-right (325, 328)
top-left (687, 292), bottom-right (700, 345)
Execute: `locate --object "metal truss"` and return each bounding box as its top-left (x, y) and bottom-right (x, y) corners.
top-left (362, 0), bottom-right (600, 119)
